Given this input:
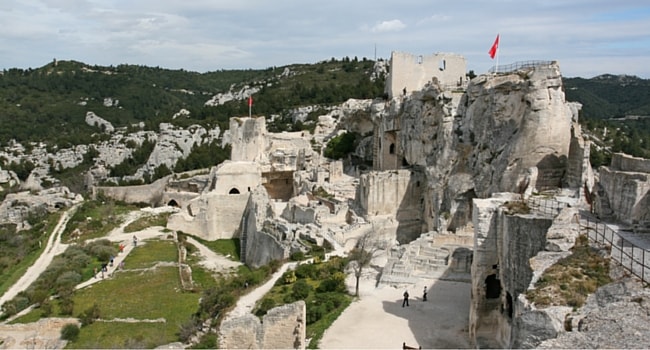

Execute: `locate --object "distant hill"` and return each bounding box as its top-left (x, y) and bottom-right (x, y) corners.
top-left (1, 60), bottom-right (647, 161)
top-left (564, 74), bottom-right (650, 162)
top-left (0, 58), bottom-right (384, 148)
top-left (564, 74), bottom-right (650, 119)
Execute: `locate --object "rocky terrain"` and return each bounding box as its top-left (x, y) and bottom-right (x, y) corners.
top-left (1, 55), bottom-right (649, 349)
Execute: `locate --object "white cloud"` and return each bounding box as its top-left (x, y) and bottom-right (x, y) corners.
top-left (370, 19), bottom-right (406, 33)
top-left (1, 1), bottom-right (649, 77)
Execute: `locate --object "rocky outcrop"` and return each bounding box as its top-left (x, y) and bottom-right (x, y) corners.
top-left (218, 301), bottom-right (306, 349)
top-left (367, 62), bottom-right (579, 238)
top-left (537, 277), bottom-right (650, 349)
top-left (240, 186), bottom-right (291, 268)
top-left (0, 187), bottom-right (83, 228)
top-left (0, 317), bottom-right (80, 349)
top-left (228, 117), bottom-right (268, 163)
top-left (85, 111), bottom-right (114, 133)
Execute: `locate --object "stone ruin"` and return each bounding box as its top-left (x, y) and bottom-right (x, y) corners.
top-left (218, 301), bottom-right (306, 349)
top-left (79, 54), bottom-right (649, 348)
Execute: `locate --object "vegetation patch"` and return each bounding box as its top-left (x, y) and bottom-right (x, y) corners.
top-left (63, 200), bottom-right (139, 243)
top-left (504, 200), bottom-right (531, 215)
top-left (188, 236), bottom-right (241, 262)
top-left (323, 132), bottom-right (359, 160)
top-left (252, 257), bottom-right (352, 348)
top-left (0, 211), bottom-right (60, 300)
top-left (120, 239), bottom-right (177, 269)
top-left (526, 235), bottom-right (611, 309)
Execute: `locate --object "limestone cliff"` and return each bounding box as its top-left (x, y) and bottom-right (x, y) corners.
top-left (366, 62), bottom-right (581, 235)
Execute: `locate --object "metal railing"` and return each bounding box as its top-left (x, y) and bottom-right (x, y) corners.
top-left (488, 60), bottom-right (555, 74)
top-left (526, 196), bottom-right (568, 217)
top-left (578, 212), bottom-right (649, 285)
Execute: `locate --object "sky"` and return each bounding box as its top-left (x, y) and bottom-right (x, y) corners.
top-left (2, 0), bottom-right (650, 78)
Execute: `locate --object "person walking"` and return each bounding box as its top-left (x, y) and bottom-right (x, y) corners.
top-left (423, 286), bottom-right (428, 301)
top-left (402, 290), bottom-right (410, 307)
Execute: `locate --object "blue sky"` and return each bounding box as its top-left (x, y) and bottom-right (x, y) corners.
top-left (2, 0), bottom-right (649, 78)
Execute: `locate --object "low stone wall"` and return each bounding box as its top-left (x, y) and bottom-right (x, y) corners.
top-left (610, 153), bottom-right (650, 173)
top-left (219, 301), bottom-right (306, 349)
top-left (92, 176), bottom-right (170, 206)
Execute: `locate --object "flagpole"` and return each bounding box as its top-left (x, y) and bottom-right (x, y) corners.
top-left (495, 35), bottom-right (499, 75)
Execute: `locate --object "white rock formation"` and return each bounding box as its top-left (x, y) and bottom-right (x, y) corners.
top-left (85, 111), bottom-right (114, 133)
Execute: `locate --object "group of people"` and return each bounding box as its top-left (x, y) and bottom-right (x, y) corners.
top-left (93, 238), bottom-right (136, 279)
top-left (402, 286), bottom-right (427, 307)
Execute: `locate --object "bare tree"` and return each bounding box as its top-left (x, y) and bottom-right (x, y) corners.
top-left (348, 231), bottom-right (381, 297)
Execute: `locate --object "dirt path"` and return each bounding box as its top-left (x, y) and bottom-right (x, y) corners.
top-left (0, 204), bottom-right (80, 311)
top-left (227, 261), bottom-right (298, 319)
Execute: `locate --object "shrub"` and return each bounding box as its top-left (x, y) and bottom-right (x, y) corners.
top-left (78, 303), bottom-right (101, 326)
top-left (290, 251), bottom-right (306, 261)
top-left (60, 323), bottom-right (80, 341)
top-left (291, 279), bottom-right (312, 300)
top-left (86, 242), bottom-right (117, 262)
top-left (55, 271), bottom-right (82, 290)
top-left (294, 263), bottom-right (318, 279)
top-left (255, 297), bottom-right (276, 317)
top-left (323, 132), bottom-right (358, 159)
top-left (282, 271), bottom-right (297, 285)
top-left (178, 317), bottom-right (200, 343)
top-left (317, 272), bottom-right (346, 293)
top-left (59, 296), bottom-right (75, 316)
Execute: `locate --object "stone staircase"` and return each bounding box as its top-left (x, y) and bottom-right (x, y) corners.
top-left (379, 234), bottom-right (452, 285)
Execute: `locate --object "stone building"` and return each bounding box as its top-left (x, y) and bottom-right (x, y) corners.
top-left (385, 51), bottom-right (467, 99)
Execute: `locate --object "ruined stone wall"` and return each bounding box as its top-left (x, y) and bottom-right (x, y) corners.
top-left (470, 194), bottom-right (553, 348)
top-left (166, 192), bottom-right (249, 240)
top-left (241, 185), bottom-right (290, 267)
top-left (598, 166), bottom-right (650, 222)
top-left (357, 169), bottom-right (425, 242)
top-left (610, 152), bottom-right (650, 173)
top-left (161, 191), bottom-right (199, 208)
top-left (218, 301), bottom-right (306, 349)
top-left (358, 169), bottom-right (423, 217)
top-left (213, 161), bottom-right (262, 195)
top-left (92, 176), bottom-right (169, 206)
top-left (262, 170), bottom-right (294, 201)
top-left (229, 117), bottom-right (267, 162)
top-left (386, 51), bottom-right (467, 99)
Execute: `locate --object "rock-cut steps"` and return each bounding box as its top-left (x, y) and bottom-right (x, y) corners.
top-left (379, 235), bottom-right (451, 286)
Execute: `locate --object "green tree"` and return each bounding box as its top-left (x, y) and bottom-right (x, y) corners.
top-left (323, 132), bottom-right (358, 160)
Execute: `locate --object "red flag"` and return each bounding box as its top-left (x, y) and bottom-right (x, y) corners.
top-left (248, 96), bottom-right (253, 107)
top-left (489, 34), bottom-right (499, 59)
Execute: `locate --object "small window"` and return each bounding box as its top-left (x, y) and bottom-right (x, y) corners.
top-left (229, 188), bottom-right (240, 194)
top-left (417, 55), bottom-right (423, 64)
top-left (389, 143), bottom-right (396, 155)
top-left (439, 59), bottom-right (446, 71)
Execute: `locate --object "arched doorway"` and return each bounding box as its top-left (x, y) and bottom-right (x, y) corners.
top-left (229, 188), bottom-right (240, 194)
